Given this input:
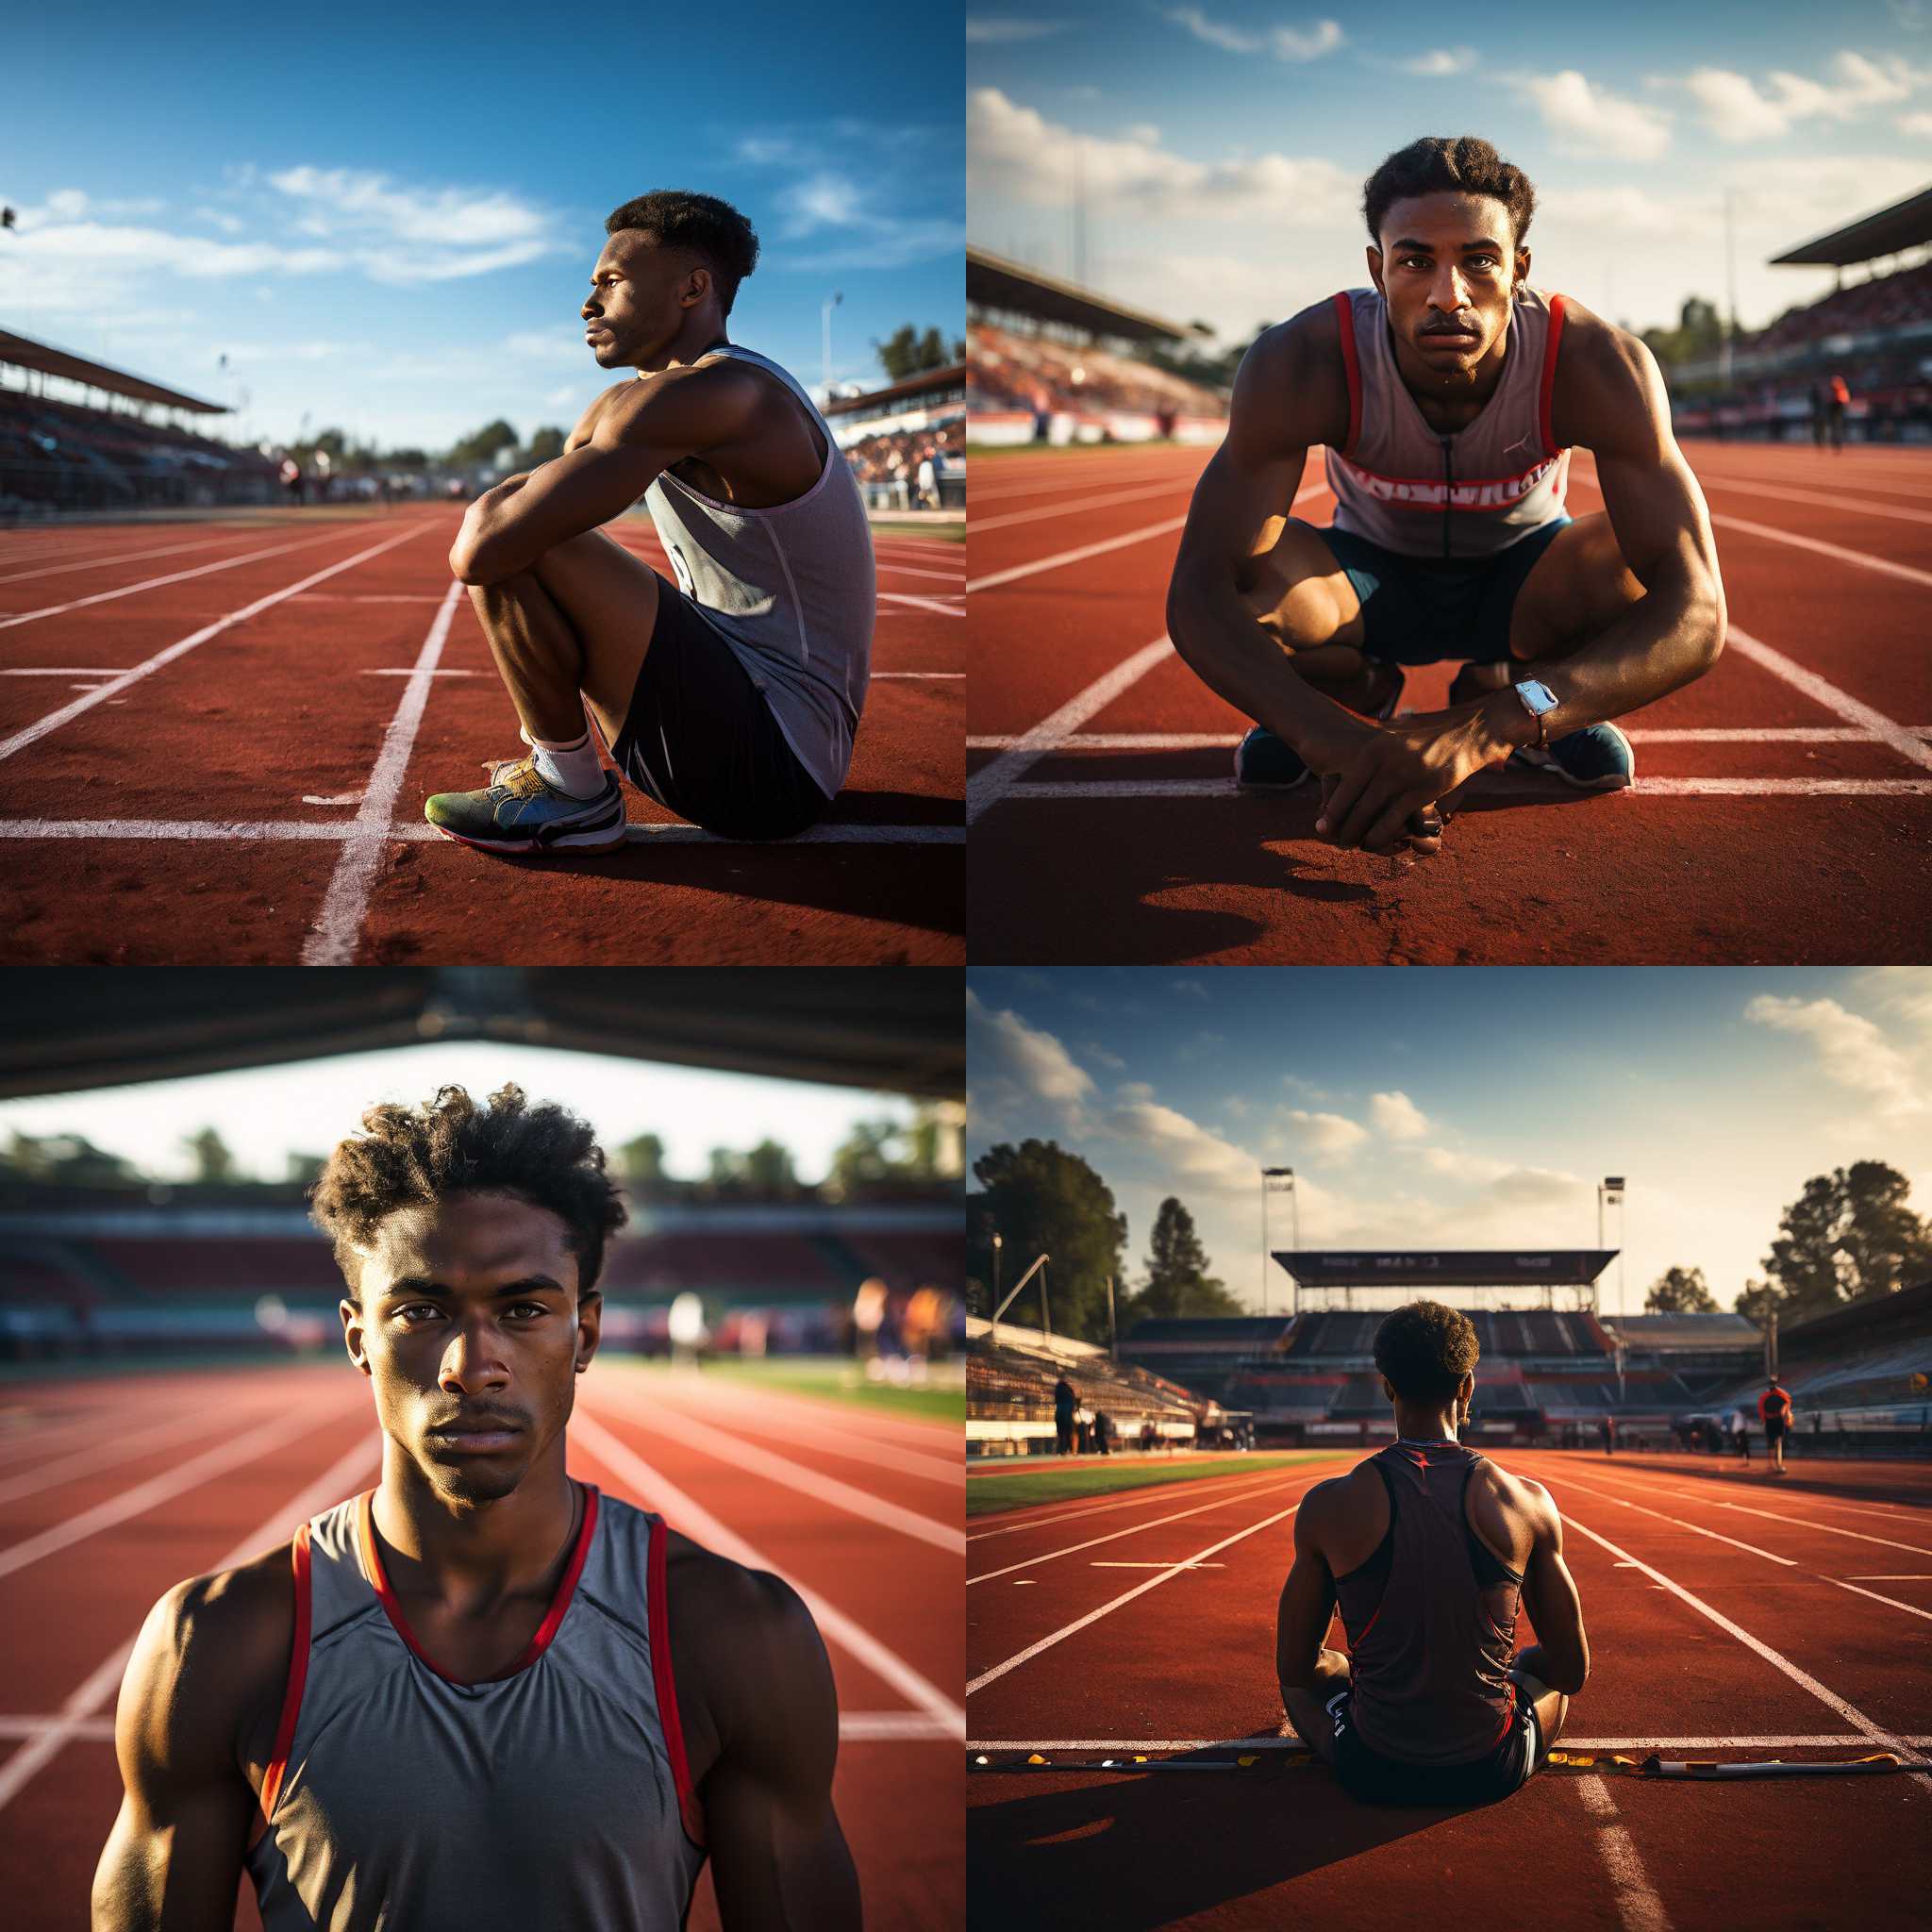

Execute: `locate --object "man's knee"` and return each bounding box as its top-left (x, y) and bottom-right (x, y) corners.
top-left (1237, 518), bottom-right (1364, 653)
top-left (1509, 517), bottom-right (1644, 662)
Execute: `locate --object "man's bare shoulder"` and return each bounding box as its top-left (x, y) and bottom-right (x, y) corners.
top-left (1550, 295), bottom-right (1670, 447)
top-left (1302, 1457), bottom-right (1382, 1521)
top-left (602, 360), bottom-right (768, 448)
top-left (665, 1527), bottom-right (816, 1656)
top-left (1475, 1457), bottom-right (1559, 1526)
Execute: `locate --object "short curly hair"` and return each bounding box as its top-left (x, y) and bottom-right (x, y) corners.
top-left (1374, 1300), bottom-right (1481, 1404)
top-left (310, 1084), bottom-right (627, 1298)
top-left (605, 190), bottom-right (759, 317)
top-left (1361, 135), bottom-right (1537, 253)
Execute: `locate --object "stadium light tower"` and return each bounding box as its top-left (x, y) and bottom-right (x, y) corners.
top-left (1599, 1177), bottom-right (1625, 1314)
top-left (821, 291), bottom-right (842, 397)
top-left (1261, 1167), bottom-right (1296, 1317)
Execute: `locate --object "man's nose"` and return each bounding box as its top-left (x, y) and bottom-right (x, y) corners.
top-left (439, 1320), bottom-right (510, 1391)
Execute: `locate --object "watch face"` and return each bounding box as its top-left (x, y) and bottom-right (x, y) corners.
top-left (1517, 679), bottom-right (1558, 715)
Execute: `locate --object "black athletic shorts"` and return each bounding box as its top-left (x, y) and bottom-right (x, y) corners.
top-left (610, 572), bottom-right (831, 841)
top-left (1764, 1416), bottom-right (1789, 1441)
top-left (1327, 1690), bottom-right (1540, 1806)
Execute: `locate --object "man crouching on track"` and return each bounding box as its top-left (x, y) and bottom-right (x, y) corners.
top-left (1276, 1301), bottom-right (1589, 1805)
top-left (426, 192), bottom-right (874, 853)
top-left (1167, 135), bottom-right (1725, 858)
top-left (92, 1084), bottom-right (860, 1931)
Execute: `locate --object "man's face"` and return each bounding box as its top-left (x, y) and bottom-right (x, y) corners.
top-left (582, 231), bottom-right (707, 367)
top-left (1369, 191), bottom-right (1527, 380)
top-left (341, 1191), bottom-right (600, 1506)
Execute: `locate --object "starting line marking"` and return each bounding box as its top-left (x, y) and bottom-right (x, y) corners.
top-left (967, 727), bottom-right (1932, 750)
top-left (997, 777), bottom-right (1932, 801)
top-left (966, 1734), bottom-right (1932, 1753)
top-left (1091, 1559), bottom-right (1224, 1568)
top-left (0, 819), bottom-right (964, 846)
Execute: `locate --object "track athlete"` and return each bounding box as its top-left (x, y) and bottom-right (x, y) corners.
top-left (92, 1085), bottom-right (859, 1930)
top-left (1168, 135), bottom-right (1727, 858)
top-left (1277, 1301), bottom-right (1590, 1804)
top-left (1759, 1376), bottom-right (1792, 1475)
top-left (427, 192), bottom-right (874, 852)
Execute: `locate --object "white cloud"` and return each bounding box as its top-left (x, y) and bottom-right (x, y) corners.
top-left (968, 88), bottom-right (1357, 224)
top-left (967, 989), bottom-right (1094, 1134)
top-left (1684, 52), bottom-right (1927, 142)
top-left (1121, 123), bottom-right (1162, 145)
top-left (1083, 1041), bottom-right (1128, 1073)
top-left (1370, 1091), bottom-right (1428, 1141)
top-left (1402, 48), bottom-right (1475, 77)
top-left (1744, 994), bottom-right (1925, 1118)
top-left (966, 16), bottom-right (1069, 41)
top-left (1163, 8), bottom-right (1343, 60)
top-left (772, 171), bottom-right (962, 269)
top-left (1899, 110), bottom-right (1932, 135)
top-left (1513, 69), bottom-right (1672, 159)
top-left (1172, 978), bottom-right (1211, 1000)
top-left (1288, 1108), bottom-right (1370, 1160)
top-left (1108, 1099), bottom-right (1258, 1192)
top-left (1420, 1146), bottom-right (1512, 1184)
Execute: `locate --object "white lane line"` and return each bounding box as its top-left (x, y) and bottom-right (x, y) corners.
top-left (971, 478), bottom-right (1201, 534)
top-left (967, 726), bottom-right (1932, 751)
top-left (588, 1393), bottom-right (962, 1555)
top-left (1091, 1559), bottom-right (1225, 1568)
top-left (0, 525), bottom-right (378, 629)
top-left (966, 517), bottom-right (1190, 594)
top-left (0, 1428), bottom-right (381, 1815)
top-left (570, 1409), bottom-right (963, 1735)
top-left (1679, 475), bottom-right (1932, 526)
top-left (968, 1461), bottom-right (1343, 1541)
top-left (1, 666), bottom-right (129, 676)
top-left (874, 671), bottom-right (963, 679)
top-left (971, 1471), bottom-right (1312, 1585)
top-left (1000, 777), bottom-right (1932, 800)
top-left (1845, 1574), bottom-right (1932, 1580)
top-left (1565, 1474), bottom-right (1932, 1556)
top-left (969, 1733), bottom-right (1932, 1752)
top-left (0, 1398), bottom-right (261, 1507)
top-left (1561, 1509), bottom-right (1932, 1779)
top-left (1575, 1774), bottom-right (1674, 1932)
top-left (360, 666), bottom-right (479, 676)
top-left (292, 592), bottom-right (447, 603)
top-left (646, 1388), bottom-right (964, 1488)
top-left (0, 819), bottom-right (965, 845)
top-left (608, 1369), bottom-right (965, 1451)
top-left (967, 1499), bottom-right (1302, 1696)
top-left (300, 581), bottom-right (462, 966)
top-left (874, 563), bottom-right (967, 582)
top-left (0, 529), bottom-right (275, 585)
top-left (1541, 1474), bottom-right (1798, 1565)
top-left (0, 523), bottom-right (428, 767)
top-left (878, 591), bottom-right (964, 617)
top-left (1720, 624), bottom-right (1932, 773)
top-left (0, 1397), bottom-right (346, 1584)
top-left (1825, 1578), bottom-right (1932, 1623)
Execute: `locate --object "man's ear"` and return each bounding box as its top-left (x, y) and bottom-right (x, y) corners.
top-left (1381, 1374), bottom-right (1396, 1403)
top-left (341, 1297), bottom-right (370, 1375)
top-left (1365, 245), bottom-right (1385, 296)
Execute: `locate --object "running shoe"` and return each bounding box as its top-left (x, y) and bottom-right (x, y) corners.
top-left (424, 755), bottom-right (628, 854)
top-left (1234, 662), bottom-right (1403, 791)
top-left (1509, 721), bottom-right (1636, 792)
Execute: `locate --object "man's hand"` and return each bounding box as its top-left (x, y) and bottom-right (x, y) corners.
top-left (1311, 691), bottom-right (1530, 855)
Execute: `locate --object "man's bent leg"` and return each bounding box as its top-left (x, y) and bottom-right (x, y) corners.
top-left (1509, 1643), bottom-right (1568, 1766)
top-left (1282, 1645), bottom-right (1352, 1766)
top-left (1238, 519), bottom-right (1390, 713)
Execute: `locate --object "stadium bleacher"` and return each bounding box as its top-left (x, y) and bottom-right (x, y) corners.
top-left (0, 390), bottom-right (275, 514)
top-left (969, 321), bottom-right (1228, 443)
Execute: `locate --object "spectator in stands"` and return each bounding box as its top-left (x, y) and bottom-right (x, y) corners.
top-left (1054, 1374), bottom-right (1076, 1455)
top-left (1758, 1378), bottom-right (1791, 1475)
top-left (1093, 1407), bottom-right (1112, 1456)
top-left (1276, 1300), bottom-right (1587, 1806)
top-left (1598, 1413), bottom-right (1615, 1456)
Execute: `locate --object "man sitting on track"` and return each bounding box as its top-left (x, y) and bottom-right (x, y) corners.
top-left (426, 191), bottom-right (874, 853)
top-left (92, 1084), bottom-right (859, 1931)
top-left (1167, 135), bottom-right (1727, 857)
top-left (1276, 1301), bottom-right (1590, 1805)
top-left (1759, 1376), bottom-right (1792, 1475)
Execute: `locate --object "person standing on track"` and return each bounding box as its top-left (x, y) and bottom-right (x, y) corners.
top-left (426, 192), bottom-right (875, 854)
top-left (92, 1083), bottom-right (859, 1932)
top-left (1054, 1374), bottom-right (1077, 1456)
top-left (1759, 1377), bottom-right (1791, 1474)
top-left (1167, 135), bottom-right (1727, 858)
top-left (1277, 1300), bottom-right (1589, 1805)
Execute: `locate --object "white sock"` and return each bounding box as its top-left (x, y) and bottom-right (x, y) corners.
top-left (525, 725), bottom-right (606, 799)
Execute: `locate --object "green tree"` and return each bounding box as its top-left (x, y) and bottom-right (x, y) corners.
top-left (447, 419), bottom-right (522, 467)
top-left (1131, 1196), bottom-right (1243, 1322)
top-left (1640, 295), bottom-right (1726, 370)
top-left (742, 1138), bottom-right (798, 1196)
top-left (1, 1130), bottom-right (141, 1189)
top-left (285, 1152), bottom-right (327, 1188)
top-left (1735, 1278), bottom-right (1786, 1329)
top-left (525, 425), bottom-right (567, 464)
top-left (182, 1126), bottom-right (239, 1185)
top-left (1761, 1161), bottom-right (1932, 1322)
top-left (1644, 1264), bottom-right (1718, 1314)
top-left (617, 1132), bottom-right (669, 1190)
top-left (874, 325), bottom-right (953, 380)
top-left (969, 1140), bottom-right (1127, 1345)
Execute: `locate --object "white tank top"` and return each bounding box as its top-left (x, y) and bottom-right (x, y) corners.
top-left (1324, 284), bottom-right (1571, 559)
top-left (246, 1486), bottom-right (707, 1931)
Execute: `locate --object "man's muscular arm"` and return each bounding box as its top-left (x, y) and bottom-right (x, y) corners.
top-left (449, 364), bottom-right (759, 586)
top-left (697, 1559), bottom-right (860, 1931)
top-left (1275, 1478), bottom-right (1341, 1692)
top-left (1166, 312), bottom-right (1369, 771)
top-left (1516, 1480), bottom-right (1590, 1696)
top-left (92, 1568), bottom-right (278, 1930)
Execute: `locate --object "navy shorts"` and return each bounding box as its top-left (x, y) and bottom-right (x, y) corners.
top-left (610, 573), bottom-right (830, 841)
top-left (1327, 1690), bottom-right (1540, 1806)
top-left (1318, 516), bottom-right (1573, 668)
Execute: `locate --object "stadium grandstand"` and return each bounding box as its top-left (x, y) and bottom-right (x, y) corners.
top-left (965, 1313), bottom-right (1206, 1457)
top-left (0, 328), bottom-right (278, 516)
top-left (967, 244), bottom-right (1228, 446)
top-left (824, 363), bottom-right (965, 511)
top-left (1664, 183), bottom-right (1932, 441)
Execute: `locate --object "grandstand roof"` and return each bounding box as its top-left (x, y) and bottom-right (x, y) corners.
top-left (0, 968), bottom-right (963, 1100)
top-left (0, 330), bottom-right (225, 413)
top-left (1604, 1312), bottom-right (1760, 1349)
top-left (1124, 1316), bottom-right (1295, 1349)
top-left (967, 245), bottom-right (1198, 345)
top-left (1779, 1275), bottom-right (1932, 1357)
top-left (823, 364), bottom-right (965, 418)
top-left (1769, 185), bottom-right (1932, 267)
top-left (1278, 1250), bottom-right (1617, 1289)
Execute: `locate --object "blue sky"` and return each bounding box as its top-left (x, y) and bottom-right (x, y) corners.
top-left (0, 1043), bottom-right (918, 1188)
top-left (968, 968), bottom-right (1932, 1318)
top-left (968, 3), bottom-right (1932, 343)
top-left (1, 3), bottom-right (961, 450)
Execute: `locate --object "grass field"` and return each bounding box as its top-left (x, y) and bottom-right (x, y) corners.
top-left (965, 1451), bottom-right (1337, 1516)
top-left (868, 517), bottom-right (965, 543)
top-left (645, 1355), bottom-right (967, 1424)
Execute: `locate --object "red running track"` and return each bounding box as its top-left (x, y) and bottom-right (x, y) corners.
top-left (0, 1358), bottom-right (963, 1930)
top-left (0, 508), bottom-right (962, 963)
top-left (966, 1447), bottom-right (1932, 1929)
top-left (966, 441), bottom-right (1932, 962)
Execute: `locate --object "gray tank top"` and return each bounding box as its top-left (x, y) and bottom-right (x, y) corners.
top-left (246, 1485), bottom-right (707, 1931)
top-left (1324, 284), bottom-right (1571, 559)
top-left (641, 343), bottom-right (875, 801)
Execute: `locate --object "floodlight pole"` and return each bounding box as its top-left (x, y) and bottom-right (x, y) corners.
top-left (990, 1232), bottom-right (1002, 1342)
top-left (822, 291), bottom-right (842, 397)
top-left (992, 1253), bottom-right (1048, 1329)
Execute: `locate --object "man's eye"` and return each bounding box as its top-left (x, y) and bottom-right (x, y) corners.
top-left (397, 1305), bottom-right (441, 1323)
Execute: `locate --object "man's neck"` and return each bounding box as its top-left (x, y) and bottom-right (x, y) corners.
top-left (374, 1444), bottom-right (578, 1603)
top-left (1391, 1405), bottom-right (1461, 1444)
top-left (635, 320), bottom-right (733, 377)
